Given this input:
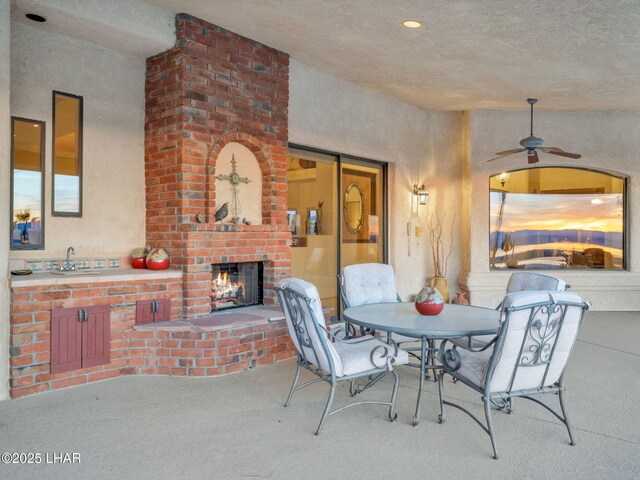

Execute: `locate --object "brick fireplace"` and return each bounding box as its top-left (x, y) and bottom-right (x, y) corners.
top-left (145, 14), bottom-right (291, 318)
top-left (211, 261), bottom-right (264, 311)
top-left (7, 14), bottom-right (297, 399)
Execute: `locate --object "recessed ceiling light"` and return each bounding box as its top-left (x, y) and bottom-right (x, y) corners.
top-left (402, 20), bottom-right (422, 29)
top-left (25, 13), bottom-right (47, 23)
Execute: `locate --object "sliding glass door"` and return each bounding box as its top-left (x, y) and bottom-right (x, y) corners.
top-left (287, 146), bottom-right (386, 320)
top-left (288, 147), bottom-right (340, 316)
top-left (340, 158), bottom-right (385, 269)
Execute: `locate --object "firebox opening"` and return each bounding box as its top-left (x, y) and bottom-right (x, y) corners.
top-left (211, 262), bottom-right (264, 311)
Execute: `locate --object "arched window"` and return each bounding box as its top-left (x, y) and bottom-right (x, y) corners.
top-left (489, 167), bottom-right (625, 270)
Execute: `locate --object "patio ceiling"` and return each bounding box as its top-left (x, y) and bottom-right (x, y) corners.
top-left (150, 0), bottom-right (640, 112)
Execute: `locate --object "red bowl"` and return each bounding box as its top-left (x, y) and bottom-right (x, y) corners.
top-left (415, 301), bottom-right (444, 316)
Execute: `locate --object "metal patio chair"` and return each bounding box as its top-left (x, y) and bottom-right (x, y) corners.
top-left (455, 272), bottom-right (568, 349)
top-left (437, 290), bottom-right (590, 459)
top-left (339, 263), bottom-right (406, 339)
top-left (340, 263), bottom-right (436, 376)
top-left (275, 278), bottom-right (408, 435)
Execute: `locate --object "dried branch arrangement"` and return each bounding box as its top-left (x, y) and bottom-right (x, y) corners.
top-left (427, 210), bottom-right (456, 278)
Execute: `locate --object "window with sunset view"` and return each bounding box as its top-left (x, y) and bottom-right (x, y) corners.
top-left (489, 168), bottom-right (625, 270)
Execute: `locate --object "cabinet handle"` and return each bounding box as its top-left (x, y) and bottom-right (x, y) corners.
top-left (84, 310), bottom-right (88, 322)
top-left (152, 300), bottom-right (158, 314)
top-left (78, 310), bottom-right (83, 323)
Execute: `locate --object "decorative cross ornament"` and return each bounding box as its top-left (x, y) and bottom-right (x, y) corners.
top-left (215, 154), bottom-right (252, 222)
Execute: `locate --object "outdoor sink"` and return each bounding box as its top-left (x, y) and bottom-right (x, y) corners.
top-left (49, 269), bottom-right (104, 276)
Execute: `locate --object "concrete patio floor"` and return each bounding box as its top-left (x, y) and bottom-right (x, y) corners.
top-left (0, 312), bottom-right (638, 480)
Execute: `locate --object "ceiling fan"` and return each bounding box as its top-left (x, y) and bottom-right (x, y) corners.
top-left (487, 98), bottom-right (581, 164)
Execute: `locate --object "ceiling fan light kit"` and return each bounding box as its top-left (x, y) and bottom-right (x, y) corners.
top-left (487, 98), bottom-right (581, 164)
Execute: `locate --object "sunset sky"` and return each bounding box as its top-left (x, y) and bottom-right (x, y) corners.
top-left (13, 171), bottom-right (79, 223)
top-left (490, 193), bottom-right (623, 233)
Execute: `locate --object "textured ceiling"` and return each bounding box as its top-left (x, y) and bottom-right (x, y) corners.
top-left (149, 0), bottom-right (640, 111)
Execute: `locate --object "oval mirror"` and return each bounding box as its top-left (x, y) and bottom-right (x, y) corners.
top-left (344, 182), bottom-right (365, 234)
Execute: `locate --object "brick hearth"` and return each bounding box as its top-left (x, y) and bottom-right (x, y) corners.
top-left (145, 13), bottom-right (291, 317)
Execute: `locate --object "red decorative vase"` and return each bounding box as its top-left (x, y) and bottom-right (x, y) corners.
top-left (146, 248), bottom-right (170, 270)
top-left (130, 248), bottom-right (147, 269)
top-left (415, 286), bottom-right (445, 316)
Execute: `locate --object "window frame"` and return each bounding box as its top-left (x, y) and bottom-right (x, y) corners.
top-left (488, 166), bottom-right (627, 271)
top-left (52, 90), bottom-right (84, 217)
top-left (10, 116), bottom-right (46, 251)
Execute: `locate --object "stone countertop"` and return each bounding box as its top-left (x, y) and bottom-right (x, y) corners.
top-left (9, 268), bottom-right (183, 288)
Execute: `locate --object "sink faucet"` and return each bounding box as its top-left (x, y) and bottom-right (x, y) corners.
top-left (55, 247), bottom-right (76, 271)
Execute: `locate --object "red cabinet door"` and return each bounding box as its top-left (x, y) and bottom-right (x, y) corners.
top-left (135, 300), bottom-right (154, 325)
top-left (136, 299), bottom-right (170, 324)
top-left (155, 299), bottom-right (171, 322)
top-left (51, 307), bottom-right (83, 374)
top-left (82, 305), bottom-right (111, 369)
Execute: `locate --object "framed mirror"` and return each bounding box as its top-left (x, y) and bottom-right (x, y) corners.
top-left (11, 117), bottom-right (45, 250)
top-left (344, 182), bottom-right (365, 234)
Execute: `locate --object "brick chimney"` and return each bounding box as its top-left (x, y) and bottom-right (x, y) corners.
top-left (145, 14), bottom-right (291, 317)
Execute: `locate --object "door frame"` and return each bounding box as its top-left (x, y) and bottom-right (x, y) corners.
top-left (288, 143), bottom-right (389, 312)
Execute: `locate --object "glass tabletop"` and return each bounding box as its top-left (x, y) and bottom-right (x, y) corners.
top-left (343, 302), bottom-right (500, 339)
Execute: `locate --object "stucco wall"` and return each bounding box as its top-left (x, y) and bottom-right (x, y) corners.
top-left (464, 110), bottom-right (640, 310)
top-left (0, 0), bottom-right (11, 400)
top-left (288, 59), bottom-right (464, 300)
top-left (9, 22), bottom-right (147, 261)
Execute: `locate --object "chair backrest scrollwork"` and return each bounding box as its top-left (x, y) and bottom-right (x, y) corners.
top-left (486, 291), bottom-right (589, 394)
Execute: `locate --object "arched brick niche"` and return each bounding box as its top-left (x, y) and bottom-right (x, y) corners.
top-left (145, 14), bottom-right (291, 317)
top-left (206, 134), bottom-right (275, 225)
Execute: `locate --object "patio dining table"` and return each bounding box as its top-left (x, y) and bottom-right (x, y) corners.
top-left (343, 302), bottom-right (500, 426)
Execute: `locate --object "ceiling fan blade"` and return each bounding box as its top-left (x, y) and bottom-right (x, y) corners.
top-left (495, 148), bottom-right (526, 156)
top-left (486, 148), bottom-right (526, 162)
top-left (528, 151), bottom-right (539, 164)
top-left (543, 147), bottom-right (582, 159)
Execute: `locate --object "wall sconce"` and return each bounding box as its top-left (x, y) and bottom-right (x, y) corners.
top-left (413, 184), bottom-right (429, 205)
top-left (497, 172), bottom-right (510, 187)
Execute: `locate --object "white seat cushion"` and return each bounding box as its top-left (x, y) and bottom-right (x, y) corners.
top-left (454, 346), bottom-right (493, 389)
top-left (506, 272), bottom-right (566, 293)
top-left (278, 278), bottom-right (342, 375)
top-left (333, 338), bottom-right (409, 376)
top-left (342, 263), bottom-right (399, 307)
top-left (279, 278), bottom-right (327, 327)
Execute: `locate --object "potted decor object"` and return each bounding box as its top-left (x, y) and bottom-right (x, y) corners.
top-left (451, 291), bottom-right (469, 305)
top-left (415, 286), bottom-right (444, 316)
top-left (429, 277), bottom-right (450, 304)
top-left (130, 247), bottom-right (148, 269)
top-left (427, 210), bottom-right (455, 303)
top-left (146, 248), bottom-right (170, 270)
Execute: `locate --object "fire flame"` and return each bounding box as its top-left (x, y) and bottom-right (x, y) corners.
top-left (212, 272), bottom-right (241, 300)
